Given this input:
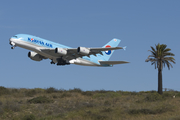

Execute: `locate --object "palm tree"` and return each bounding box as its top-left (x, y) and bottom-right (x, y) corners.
top-left (145, 43), bottom-right (175, 94)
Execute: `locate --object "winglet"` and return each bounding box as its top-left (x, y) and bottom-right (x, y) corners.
top-left (123, 46), bottom-right (127, 51)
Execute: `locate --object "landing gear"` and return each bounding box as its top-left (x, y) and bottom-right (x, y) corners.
top-left (56, 58), bottom-right (70, 66)
top-left (50, 58), bottom-right (70, 66)
top-left (10, 42), bottom-right (15, 49)
top-left (50, 61), bottom-right (55, 64)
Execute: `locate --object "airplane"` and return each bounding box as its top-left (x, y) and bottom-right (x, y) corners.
top-left (9, 34), bottom-right (129, 67)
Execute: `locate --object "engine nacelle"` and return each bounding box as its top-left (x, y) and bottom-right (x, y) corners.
top-left (77, 47), bottom-right (90, 55)
top-left (55, 48), bottom-right (67, 55)
top-left (28, 51), bottom-right (43, 61)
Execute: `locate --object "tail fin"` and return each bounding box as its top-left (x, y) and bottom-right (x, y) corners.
top-left (101, 38), bottom-right (121, 61)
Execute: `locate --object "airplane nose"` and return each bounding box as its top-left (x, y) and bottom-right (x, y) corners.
top-left (9, 38), bottom-right (12, 44)
top-left (9, 37), bottom-right (14, 42)
top-left (9, 38), bottom-right (15, 46)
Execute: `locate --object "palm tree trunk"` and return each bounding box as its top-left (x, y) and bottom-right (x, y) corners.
top-left (158, 61), bottom-right (163, 94)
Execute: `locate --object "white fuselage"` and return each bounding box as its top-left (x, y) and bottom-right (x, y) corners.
top-left (10, 37), bottom-right (100, 66)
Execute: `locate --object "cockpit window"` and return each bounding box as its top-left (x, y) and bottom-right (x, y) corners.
top-left (13, 36), bottom-right (18, 38)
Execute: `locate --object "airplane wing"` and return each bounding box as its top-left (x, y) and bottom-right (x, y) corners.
top-left (68, 47), bottom-right (123, 51)
top-left (40, 48), bottom-right (84, 59)
top-left (39, 46), bottom-right (123, 59)
top-left (99, 61), bottom-right (129, 65)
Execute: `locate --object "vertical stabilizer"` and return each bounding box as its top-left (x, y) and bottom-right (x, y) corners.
top-left (101, 38), bottom-right (121, 61)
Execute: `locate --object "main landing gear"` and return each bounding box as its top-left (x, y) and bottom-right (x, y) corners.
top-left (50, 58), bottom-right (70, 66)
top-left (50, 61), bottom-right (55, 64)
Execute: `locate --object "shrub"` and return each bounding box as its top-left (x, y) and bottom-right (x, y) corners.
top-left (10, 88), bottom-right (19, 93)
top-left (162, 91), bottom-right (180, 98)
top-left (104, 100), bottom-right (111, 106)
top-left (154, 104), bottom-right (173, 114)
top-left (116, 91), bottom-right (129, 95)
top-left (69, 88), bottom-right (82, 93)
top-left (81, 91), bottom-right (93, 96)
top-left (60, 93), bottom-right (71, 98)
top-left (107, 92), bottom-right (121, 97)
top-left (93, 92), bottom-right (120, 98)
top-left (22, 114), bottom-right (35, 120)
top-left (162, 92), bottom-right (174, 98)
top-left (27, 96), bottom-right (53, 104)
top-left (176, 92), bottom-right (180, 97)
top-left (101, 108), bottom-right (113, 112)
top-left (46, 87), bottom-right (58, 93)
top-left (128, 104), bottom-right (173, 115)
top-left (86, 103), bottom-right (94, 108)
top-left (46, 110), bottom-right (53, 115)
top-left (0, 86), bottom-right (9, 95)
top-left (58, 89), bottom-right (66, 93)
top-left (130, 91), bottom-right (139, 95)
top-left (139, 91), bottom-right (157, 94)
top-left (3, 101), bottom-right (21, 112)
top-left (83, 102), bottom-right (94, 108)
top-left (116, 91), bottom-right (139, 95)
top-left (93, 93), bottom-right (106, 98)
top-left (94, 90), bottom-right (113, 93)
top-left (52, 94), bottom-right (58, 99)
top-left (0, 107), bottom-right (4, 115)
top-left (25, 89), bottom-right (37, 97)
top-left (34, 88), bottom-right (44, 92)
top-left (144, 93), bottom-right (163, 102)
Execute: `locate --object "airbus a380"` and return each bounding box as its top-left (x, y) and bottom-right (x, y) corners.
top-left (9, 34), bottom-right (129, 67)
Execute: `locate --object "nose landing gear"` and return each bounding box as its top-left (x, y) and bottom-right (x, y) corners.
top-left (9, 42), bottom-right (16, 49)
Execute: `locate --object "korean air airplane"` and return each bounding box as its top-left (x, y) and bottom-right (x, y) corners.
top-left (9, 34), bottom-right (129, 67)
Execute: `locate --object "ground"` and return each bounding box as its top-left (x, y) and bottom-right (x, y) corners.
top-left (0, 87), bottom-right (180, 120)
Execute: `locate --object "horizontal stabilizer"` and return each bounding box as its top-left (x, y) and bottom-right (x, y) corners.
top-left (99, 61), bottom-right (129, 65)
top-left (90, 47), bottom-right (123, 51)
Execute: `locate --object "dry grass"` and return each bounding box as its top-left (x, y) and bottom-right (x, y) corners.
top-left (0, 86), bottom-right (179, 120)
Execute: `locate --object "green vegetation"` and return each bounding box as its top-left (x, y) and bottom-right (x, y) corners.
top-left (146, 44), bottom-right (175, 94)
top-left (27, 96), bottom-right (53, 104)
top-left (0, 86), bottom-right (180, 120)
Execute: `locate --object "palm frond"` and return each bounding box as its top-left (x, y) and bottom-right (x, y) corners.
top-left (146, 43), bottom-right (175, 70)
top-left (164, 57), bottom-right (175, 61)
top-left (163, 52), bottom-right (175, 57)
top-left (163, 48), bottom-right (171, 53)
top-left (161, 44), bottom-right (167, 51)
top-left (151, 46), bottom-right (156, 53)
top-left (164, 60), bottom-right (173, 70)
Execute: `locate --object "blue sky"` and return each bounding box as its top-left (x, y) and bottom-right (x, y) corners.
top-left (1, 1), bottom-right (180, 91)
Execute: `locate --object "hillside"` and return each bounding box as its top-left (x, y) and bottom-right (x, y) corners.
top-left (0, 86), bottom-right (180, 120)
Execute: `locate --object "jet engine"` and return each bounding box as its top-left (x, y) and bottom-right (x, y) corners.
top-left (55, 48), bottom-right (67, 55)
top-left (28, 51), bottom-right (43, 61)
top-left (77, 47), bottom-right (90, 55)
